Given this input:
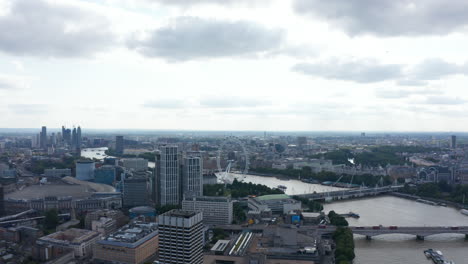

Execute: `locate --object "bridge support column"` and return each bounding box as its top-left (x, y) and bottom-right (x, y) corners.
top-left (465, 234), bottom-right (468, 240)
top-left (416, 235), bottom-right (425, 241)
top-left (365, 235), bottom-right (372, 240)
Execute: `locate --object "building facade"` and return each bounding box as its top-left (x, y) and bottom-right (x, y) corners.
top-left (158, 146), bottom-right (180, 206)
top-left (158, 210), bottom-right (203, 264)
top-left (93, 221), bottom-right (158, 264)
top-left (182, 196), bottom-right (233, 225)
top-left (182, 156), bottom-right (203, 197)
top-left (76, 160), bottom-right (95, 181)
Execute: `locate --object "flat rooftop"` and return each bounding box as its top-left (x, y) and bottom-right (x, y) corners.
top-left (98, 221), bottom-right (158, 248)
top-left (6, 177), bottom-right (115, 200)
top-left (256, 194), bottom-right (291, 201)
top-left (165, 210), bottom-right (198, 218)
top-left (39, 228), bottom-right (99, 245)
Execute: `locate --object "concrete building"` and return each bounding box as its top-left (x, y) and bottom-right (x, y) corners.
top-left (182, 156), bottom-right (203, 197)
top-left (116, 136), bottom-right (124, 154)
top-left (44, 168), bottom-right (72, 177)
top-left (93, 221), bottom-right (159, 264)
top-left (123, 177), bottom-right (149, 207)
top-left (158, 210), bottom-right (203, 264)
top-left (203, 174), bottom-right (218, 185)
top-left (248, 194), bottom-right (301, 214)
top-left (158, 146), bottom-right (180, 206)
top-left (94, 165), bottom-right (116, 186)
top-left (122, 158), bottom-right (149, 172)
top-left (92, 217), bottom-right (117, 236)
top-left (36, 228), bottom-right (100, 260)
top-left (182, 196), bottom-right (233, 225)
top-left (85, 209), bottom-right (127, 230)
top-left (451, 135), bottom-right (457, 149)
top-left (76, 160), bottom-right (95, 181)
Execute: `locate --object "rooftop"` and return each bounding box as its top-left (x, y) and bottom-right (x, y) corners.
top-left (256, 194), bottom-right (291, 201)
top-left (164, 209), bottom-right (198, 218)
top-left (98, 221), bottom-right (158, 248)
top-left (39, 228), bottom-right (99, 245)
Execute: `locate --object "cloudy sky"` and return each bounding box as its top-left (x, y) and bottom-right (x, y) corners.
top-left (1, 0), bottom-right (468, 131)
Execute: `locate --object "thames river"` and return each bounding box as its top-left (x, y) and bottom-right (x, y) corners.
top-left (323, 196), bottom-right (468, 264)
top-left (233, 173), bottom-right (468, 264)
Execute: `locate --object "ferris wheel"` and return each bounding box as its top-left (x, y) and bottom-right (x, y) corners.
top-left (217, 137), bottom-right (250, 182)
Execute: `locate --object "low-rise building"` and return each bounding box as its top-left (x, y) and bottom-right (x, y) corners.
top-left (35, 228), bottom-right (100, 261)
top-left (182, 196), bottom-right (233, 225)
top-left (93, 221), bottom-right (158, 264)
top-left (248, 194), bottom-right (301, 214)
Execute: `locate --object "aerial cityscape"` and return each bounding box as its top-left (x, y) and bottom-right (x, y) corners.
top-left (1, 0), bottom-right (468, 264)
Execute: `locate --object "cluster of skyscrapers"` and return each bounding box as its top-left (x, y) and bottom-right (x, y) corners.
top-left (33, 125), bottom-right (82, 153)
top-left (153, 146), bottom-right (203, 206)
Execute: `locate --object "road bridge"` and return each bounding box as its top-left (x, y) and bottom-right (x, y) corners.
top-left (317, 226), bottom-right (468, 240)
top-left (296, 185), bottom-right (403, 201)
top-left (214, 224), bottom-right (468, 240)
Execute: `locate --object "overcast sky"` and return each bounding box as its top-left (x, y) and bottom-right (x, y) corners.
top-left (1, 0), bottom-right (468, 131)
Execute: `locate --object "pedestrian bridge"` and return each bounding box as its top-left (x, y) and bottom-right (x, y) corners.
top-left (318, 226), bottom-right (468, 240)
top-left (296, 185), bottom-right (404, 201)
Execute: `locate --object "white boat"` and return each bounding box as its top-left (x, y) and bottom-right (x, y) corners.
top-left (460, 209), bottom-right (468, 216)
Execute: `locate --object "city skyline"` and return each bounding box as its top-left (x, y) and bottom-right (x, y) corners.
top-left (1, 0), bottom-right (468, 131)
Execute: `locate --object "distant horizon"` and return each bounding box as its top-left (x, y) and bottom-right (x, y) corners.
top-left (0, 127), bottom-right (465, 135)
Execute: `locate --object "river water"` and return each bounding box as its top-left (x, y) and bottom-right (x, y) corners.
top-left (323, 196), bottom-right (468, 264)
top-left (81, 147), bottom-right (156, 168)
top-left (221, 172), bottom-right (344, 195)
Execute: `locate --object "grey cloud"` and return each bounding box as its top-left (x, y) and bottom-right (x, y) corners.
top-left (292, 59), bottom-right (402, 83)
top-left (0, 0), bottom-right (115, 57)
top-left (409, 58), bottom-right (466, 81)
top-left (293, 0), bottom-right (468, 36)
top-left (422, 96), bottom-right (466, 105)
top-left (146, 0), bottom-right (265, 6)
top-left (375, 88), bottom-right (442, 99)
top-left (0, 75), bottom-right (27, 90)
top-left (396, 79), bottom-right (428, 87)
top-left (200, 97), bottom-right (269, 108)
top-left (128, 17), bottom-right (283, 61)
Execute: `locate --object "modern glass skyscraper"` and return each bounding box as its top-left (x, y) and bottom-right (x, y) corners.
top-left (159, 145), bottom-right (179, 206)
top-left (40, 126), bottom-right (47, 149)
top-left (182, 155), bottom-right (203, 198)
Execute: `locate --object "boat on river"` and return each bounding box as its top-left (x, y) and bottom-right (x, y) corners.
top-left (277, 185), bottom-right (287, 191)
top-left (460, 209), bottom-right (468, 216)
top-left (423, 249), bottom-right (455, 264)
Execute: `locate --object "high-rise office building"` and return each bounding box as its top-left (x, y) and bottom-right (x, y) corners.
top-left (77, 126), bottom-right (82, 149)
top-left (116, 136), bottom-right (124, 154)
top-left (40, 126), bottom-right (47, 149)
top-left (451, 135), bottom-right (457, 149)
top-left (123, 177), bottom-right (149, 207)
top-left (158, 146), bottom-right (180, 206)
top-left (182, 156), bottom-right (203, 197)
top-left (158, 210), bottom-right (203, 264)
top-left (72, 127), bottom-right (77, 149)
top-left (76, 160), bottom-right (95, 181)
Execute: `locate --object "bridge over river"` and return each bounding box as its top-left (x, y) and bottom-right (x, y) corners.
top-left (296, 185), bottom-right (404, 201)
top-left (214, 224), bottom-right (468, 240)
top-left (317, 225), bottom-right (468, 240)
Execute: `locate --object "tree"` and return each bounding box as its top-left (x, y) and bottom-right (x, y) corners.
top-left (44, 209), bottom-right (59, 230)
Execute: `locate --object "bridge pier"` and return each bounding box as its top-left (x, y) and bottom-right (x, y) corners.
top-left (465, 234), bottom-right (468, 240)
top-left (416, 235), bottom-right (425, 241)
top-left (365, 235), bottom-right (372, 240)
